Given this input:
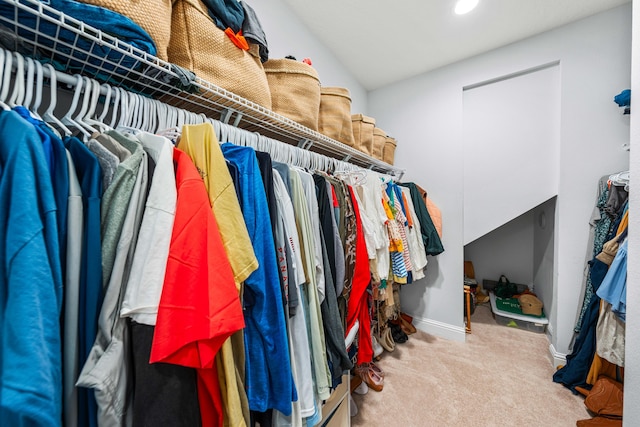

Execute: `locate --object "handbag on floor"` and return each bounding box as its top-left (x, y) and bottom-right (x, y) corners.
top-left (494, 275), bottom-right (517, 298)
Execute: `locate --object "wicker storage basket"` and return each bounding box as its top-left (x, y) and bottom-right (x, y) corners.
top-left (351, 114), bottom-right (375, 156)
top-left (78, 0), bottom-right (172, 61)
top-left (318, 87), bottom-right (354, 146)
top-left (372, 127), bottom-right (386, 160)
top-left (519, 294), bottom-right (543, 316)
top-left (383, 136), bottom-right (397, 165)
top-left (264, 59), bottom-right (321, 131)
top-left (168, 0), bottom-right (272, 109)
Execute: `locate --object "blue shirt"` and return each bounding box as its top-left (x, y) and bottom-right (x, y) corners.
top-left (64, 136), bottom-right (103, 427)
top-left (597, 239), bottom-right (627, 322)
top-left (0, 110), bottom-right (62, 426)
top-left (14, 107), bottom-right (70, 272)
top-left (221, 143), bottom-right (293, 414)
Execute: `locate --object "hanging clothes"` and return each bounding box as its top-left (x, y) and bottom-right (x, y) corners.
top-left (221, 143), bottom-right (294, 415)
top-left (0, 110), bottom-right (63, 426)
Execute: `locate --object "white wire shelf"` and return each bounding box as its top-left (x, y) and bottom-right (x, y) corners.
top-left (0, 0), bottom-right (404, 177)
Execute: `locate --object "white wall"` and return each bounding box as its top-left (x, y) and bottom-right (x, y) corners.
top-left (250, 0), bottom-right (368, 114)
top-left (532, 197), bottom-right (556, 327)
top-left (624, 1), bottom-right (638, 424)
top-left (464, 210), bottom-right (535, 288)
top-left (368, 5), bottom-right (631, 349)
top-left (462, 65), bottom-right (560, 245)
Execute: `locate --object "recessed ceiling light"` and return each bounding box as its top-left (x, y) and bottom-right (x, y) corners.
top-left (455, 0), bottom-right (479, 15)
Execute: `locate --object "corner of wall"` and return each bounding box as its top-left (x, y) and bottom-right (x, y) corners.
top-left (548, 343), bottom-right (567, 368)
top-left (411, 314), bottom-right (467, 343)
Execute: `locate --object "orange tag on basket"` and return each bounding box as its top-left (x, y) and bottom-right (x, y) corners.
top-left (224, 28), bottom-right (249, 51)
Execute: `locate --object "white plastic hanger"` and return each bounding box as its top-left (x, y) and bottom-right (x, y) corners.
top-left (61, 75), bottom-right (92, 139)
top-left (8, 52), bottom-right (25, 108)
top-left (42, 64), bottom-right (72, 136)
top-left (108, 87), bottom-right (121, 129)
top-left (23, 57), bottom-right (34, 109)
top-left (30, 60), bottom-right (44, 119)
top-left (0, 50), bottom-right (13, 111)
top-left (73, 76), bottom-right (99, 134)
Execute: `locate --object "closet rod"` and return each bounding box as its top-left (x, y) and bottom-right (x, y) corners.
top-left (3, 47), bottom-right (401, 180)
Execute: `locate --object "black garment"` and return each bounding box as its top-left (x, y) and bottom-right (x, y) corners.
top-left (256, 152), bottom-right (277, 245)
top-left (318, 227), bottom-right (353, 385)
top-left (313, 174), bottom-right (337, 292)
top-left (241, 1), bottom-right (269, 63)
top-left (256, 151), bottom-right (289, 313)
top-left (399, 182), bottom-right (445, 256)
top-left (227, 160), bottom-right (242, 202)
top-left (130, 322), bottom-right (201, 427)
top-left (143, 153), bottom-right (156, 206)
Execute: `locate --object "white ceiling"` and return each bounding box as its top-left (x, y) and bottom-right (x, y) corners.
top-left (282, 0), bottom-right (631, 90)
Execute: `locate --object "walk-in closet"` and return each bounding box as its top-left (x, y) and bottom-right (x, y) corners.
top-left (0, 0), bottom-right (638, 426)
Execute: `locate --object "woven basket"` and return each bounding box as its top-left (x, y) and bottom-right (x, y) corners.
top-left (168, 0), bottom-right (272, 109)
top-left (383, 136), bottom-right (397, 165)
top-left (372, 128), bottom-right (386, 160)
top-left (318, 87), bottom-right (354, 146)
top-left (518, 294), bottom-right (543, 316)
top-left (264, 59), bottom-right (320, 130)
top-left (78, 0), bottom-right (172, 61)
top-left (351, 114), bottom-right (375, 156)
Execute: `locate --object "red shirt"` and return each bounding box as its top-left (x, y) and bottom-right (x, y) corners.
top-left (151, 148), bottom-right (245, 426)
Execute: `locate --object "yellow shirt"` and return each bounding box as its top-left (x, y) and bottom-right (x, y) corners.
top-left (177, 123), bottom-right (258, 286)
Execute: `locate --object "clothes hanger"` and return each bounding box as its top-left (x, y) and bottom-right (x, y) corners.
top-left (90, 83), bottom-right (112, 132)
top-left (108, 86), bottom-right (121, 129)
top-left (81, 78), bottom-right (102, 129)
top-left (42, 64), bottom-right (72, 136)
top-left (30, 60), bottom-right (44, 119)
top-left (73, 76), bottom-right (99, 134)
top-left (8, 52), bottom-right (25, 108)
top-left (23, 57), bottom-right (34, 109)
top-left (0, 50), bottom-right (13, 111)
top-left (61, 75), bottom-right (92, 139)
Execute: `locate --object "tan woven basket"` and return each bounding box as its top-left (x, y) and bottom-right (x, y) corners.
top-left (383, 136), bottom-right (397, 165)
top-left (264, 59), bottom-right (321, 131)
top-left (168, 0), bottom-right (272, 109)
top-left (78, 0), bottom-right (172, 61)
top-left (519, 294), bottom-right (543, 316)
top-left (318, 87), bottom-right (354, 146)
top-left (372, 127), bottom-right (386, 160)
top-left (351, 114), bottom-right (375, 156)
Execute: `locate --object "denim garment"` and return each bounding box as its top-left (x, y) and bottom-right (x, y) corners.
top-left (0, 0), bottom-right (156, 76)
top-left (220, 143), bottom-right (293, 415)
top-left (553, 258), bottom-right (609, 393)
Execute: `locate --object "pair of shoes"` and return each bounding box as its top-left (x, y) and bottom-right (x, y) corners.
top-left (389, 322), bottom-right (408, 344)
top-left (355, 363), bottom-right (384, 392)
top-left (379, 327), bottom-right (395, 352)
top-left (369, 361), bottom-right (385, 378)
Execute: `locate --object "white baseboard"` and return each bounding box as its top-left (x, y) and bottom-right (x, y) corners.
top-left (548, 343), bottom-right (567, 368)
top-left (411, 315), bottom-right (466, 342)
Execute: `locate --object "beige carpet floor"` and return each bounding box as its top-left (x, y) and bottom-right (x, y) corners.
top-left (351, 304), bottom-right (590, 427)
